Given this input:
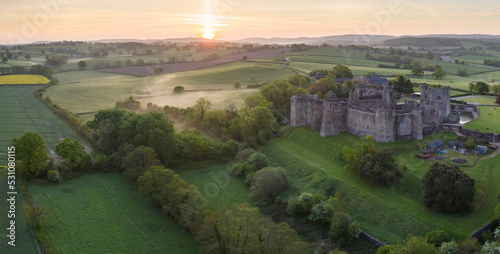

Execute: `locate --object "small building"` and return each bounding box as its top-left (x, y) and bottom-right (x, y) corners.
top-left (448, 141), bottom-right (462, 150)
top-left (475, 145), bottom-right (488, 155)
top-left (427, 140), bottom-right (444, 153)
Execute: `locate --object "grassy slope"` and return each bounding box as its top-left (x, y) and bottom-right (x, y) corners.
top-left (0, 86), bottom-right (88, 164)
top-left (461, 96), bottom-right (497, 105)
top-left (465, 106), bottom-right (500, 133)
top-left (175, 163), bottom-right (252, 211)
top-left (0, 75), bottom-right (50, 85)
top-left (28, 173), bottom-right (203, 254)
top-left (259, 127), bottom-right (499, 244)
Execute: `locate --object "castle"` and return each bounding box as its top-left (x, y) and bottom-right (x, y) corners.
top-left (290, 82), bottom-right (451, 143)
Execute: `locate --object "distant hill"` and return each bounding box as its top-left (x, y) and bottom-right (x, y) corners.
top-left (383, 35), bottom-right (500, 48)
top-left (237, 35), bottom-right (396, 45)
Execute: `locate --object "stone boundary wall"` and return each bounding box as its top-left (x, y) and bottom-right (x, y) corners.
top-left (360, 231), bottom-right (386, 247)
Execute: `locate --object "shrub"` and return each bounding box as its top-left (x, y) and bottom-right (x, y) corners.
top-left (438, 240), bottom-right (459, 254)
top-left (329, 212), bottom-right (360, 245)
top-left (287, 192), bottom-right (326, 217)
top-left (250, 167), bottom-right (288, 202)
top-left (47, 167), bottom-right (60, 182)
top-left (173, 86), bottom-right (185, 93)
top-left (425, 229), bottom-right (452, 247)
top-left (481, 241), bottom-right (500, 254)
top-left (358, 148), bottom-right (401, 186)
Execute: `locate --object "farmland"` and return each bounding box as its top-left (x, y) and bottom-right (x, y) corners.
top-left (28, 173), bottom-right (202, 254)
top-left (460, 96), bottom-right (497, 105)
top-left (259, 127), bottom-right (500, 244)
top-left (0, 85), bottom-right (88, 164)
top-left (0, 75), bottom-right (50, 85)
top-left (465, 106), bottom-right (500, 133)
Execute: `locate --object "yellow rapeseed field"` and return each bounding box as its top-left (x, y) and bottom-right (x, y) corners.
top-left (0, 74), bottom-right (50, 85)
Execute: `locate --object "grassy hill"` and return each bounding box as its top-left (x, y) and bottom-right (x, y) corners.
top-left (259, 127), bottom-right (500, 244)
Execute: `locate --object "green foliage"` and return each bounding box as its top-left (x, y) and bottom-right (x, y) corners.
top-left (137, 166), bottom-right (204, 231)
top-left (173, 85), bottom-right (185, 93)
top-left (390, 236), bottom-right (438, 254)
top-left (115, 95), bottom-right (140, 110)
top-left (230, 151), bottom-right (268, 177)
top-left (389, 74), bottom-right (414, 94)
top-left (55, 138), bottom-right (90, 171)
top-left (465, 138), bottom-right (475, 151)
top-left (341, 135), bottom-right (374, 171)
top-left (457, 67), bottom-right (468, 77)
top-left (77, 60), bottom-right (87, 70)
top-left (495, 203), bottom-right (500, 218)
top-left (154, 67), bottom-right (163, 74)
top-left (331, 64), bottom-right (354, 79)
top-left (329, 212), bottom-right (361, 245)
top-left (474, 81), bottom-right (490, 94)
top-left (12, 132), bottom-right (49, 179)
top-left (177, 129), bottom-right (216, 161)
top-left (458, 238), bottom-right (480, 253)
top-left (468, 83), bottom-right (475, 92)
top-left (234, 81), bottom-right (241, 89)
top-left (481, 241), bottom-right (500, 254)
top-left (193, 97), bottom-right (212, 120)
top-left (234, 105), bottom-right (279, 146)
top-left (375, 245), bottom-right (394, 254)
top-left (47, 167), bottom-right (61, 182)
top-left (421, 162), bottom-right (476, 214)
top-left (196, 203), bottom-right (310, 254)
top-left (22, 197), bottom-right (49, 229)
top-left (425, 229), bottom-right (452, 247)
top-left (411, 67), bottom-right (424, 76)
top-left (122, 146), bottom-right (160, 180)
top-left (438, 240), bottom-right (459, 254)
top-left (358, 148), bottom-right (401, 186)
top-left (431, 65), bottom-right (446, 80)
top-left (250, 167), bottom-right (288, 202)
top-left (287, 192), bottom-right (326, 217)
top-left (308, 193), bottom-right (346, 224)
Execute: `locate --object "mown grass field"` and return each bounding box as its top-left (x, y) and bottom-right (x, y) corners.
top-left (465, 106), bottom-right (500, 133)
top-left (45, 61), bottom-right (293, 117)
top-left (0, 75), bottom-right (50, 85)
top-left (259, 127), bottom-right (500, 244)
top-left (461, 96), bottom-right (497, 105)
top-left (0, 86), bottom-right (88, 165)
top-left (28, 173), bottom-right (202, 254)
top-left (176, 163), bottom-right (252, 211)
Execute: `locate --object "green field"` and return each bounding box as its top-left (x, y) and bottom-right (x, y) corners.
top-left (0, 172), bottom-right (40, 254)
top-left (259, 127), bottom-right (500, 244)
top-left (465, 106), bottom-right (500, 133)
top-left (0, 75), bottom-right (50, 85)
top-left (176, 163), bottom-right (252, 211)
top-left (28, 173), bottom-right (202, 254)
top-left (461, 96), bottom-right (497, 105)
top-left (0, 86), bottom-right (89, 165)
top-left (45, 61), bottom-right (293, 117)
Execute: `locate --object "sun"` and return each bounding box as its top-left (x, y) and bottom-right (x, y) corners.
top-left (201, 27), bottom-right (217, 40)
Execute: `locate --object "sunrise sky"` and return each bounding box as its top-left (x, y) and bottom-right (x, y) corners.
top-left (1, 0), bottom-right (500, 44)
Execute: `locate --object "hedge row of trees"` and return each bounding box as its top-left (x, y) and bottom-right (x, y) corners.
top-left (0, 64), bottom-right (54, 78)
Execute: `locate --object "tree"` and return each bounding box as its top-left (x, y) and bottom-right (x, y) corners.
top-left (55, 138), bottom-right (90, 171)
top-left (391, 236), bottom-right (438, 254)
top-left (173, 86), bottom-right (184, 93)
top-left (329, 212), bottom-right (360, 245)
top-left (234, 81), bottom-right (241, 89)
top-left (474, 81), bottom-right (490, 94)
top-left (154, 67), bottom-right (163, 74)
top-left (12, 132), bottom-right (49, 179)
top-left (78, 60), bottom-right (88, 70)
top-left (421, 162), bottom-right (475, 214)
top-left (24, 54), bottom-right (32, 60)
top-left (457, 67), bottom-right (468, 77)
top-left (331, 64), bottom-right (353, 79)
top-left (425, 230), bottom-right (452, 247)
top-left (2, 57), bottom-right (7, 63)
top-left (458, 238), bottom-right (480, 253)
top-left (122, 146), bottom-right (160, 180)
top-left (250, 167), bottom-right (288, 202)
top-left (411, 67), bottom-right (424, 76)
top-left (468, 82), bottom-right (475, 92)
top-left (465, 138), bottom-right (475, 151)
top-left (358, 148), bottom-right (401, 186)
top-left (22, 197), bottom-right (49, 229)
top-left (410, 59), bottom-right (422, 69)
top-left (194, 97), bottom-right (212, 120)
top-left (389, 74), bottom-right (414, 94)
top-left (125, 59), bottom-right (133, 67)
top-left (431, 65), bottom-right (446, 80)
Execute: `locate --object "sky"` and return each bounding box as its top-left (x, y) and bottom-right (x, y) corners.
top-left (1, 0), bottom-right (500, 44)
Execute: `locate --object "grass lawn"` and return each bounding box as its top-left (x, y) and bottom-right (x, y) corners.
top-left (0, 75), bottom-right (50, 85)
top-left (0, 86), bottom-right (90, 165)
top-left (259, 127), bottom-right (500, 244)
top-left (28, 173), bottom-right (203, 254)
top-left (175, 163), bottom-right (252, 211)
top-left (465, 106), bottom-right (500, 133)
top-left (461, 96), bottom-right (497, 105)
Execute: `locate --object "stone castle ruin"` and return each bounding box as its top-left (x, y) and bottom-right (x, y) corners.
top-left (291, 82), bottom-right (450, 143)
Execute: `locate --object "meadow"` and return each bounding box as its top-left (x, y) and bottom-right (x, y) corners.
top-left (259, 127), bottom-right (500, 244)
top-left (465, 106), bottom-right (500, 133)
top-left (0, 75), bottom-right (50, 85)
top-left (0, 86), bottom-right (88, 164)
top-left (461, 96), bottom-right (498, 105)
top-left (28, 173), bottom-right (203, 254)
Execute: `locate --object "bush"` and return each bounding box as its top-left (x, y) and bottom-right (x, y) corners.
top-left (230, 152), bottom-right (268, 177)
top-left (391, 236), bottom-right (438, 254)
top-left (421, 162), bottom-right (475, 214)
top-left (287, 192), bottom-right (326, 217)
top-left (358, 148), bottom-right (401, 186)
top-left (329, 212), bottom-right (360, 245)
top-left (438, 240), bottom-right (459, 254)
top-left (173, 86), bottom-right (185, 93)
top-left (250, 167), bottom-right (288, 202)
top-left (425, 229), bottom-right (452, 247)
top-left (47, 167), bottom-right (60, 182)
top-left (481, 241), bottom-right (500, 254)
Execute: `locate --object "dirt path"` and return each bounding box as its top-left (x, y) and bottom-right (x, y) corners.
top-left (101, 48), bottom-right (292, 77)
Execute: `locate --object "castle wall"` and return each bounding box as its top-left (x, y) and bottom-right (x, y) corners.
top-left (374, 110), bottom-right (396, 143)
top-left (412, 109), bottom-right (423, 140)
top-left (320, 101), bottom-right (348, 137)
top-left (396, 113), bottom-right (414, 140)
top-left (306, 99), bottom-right (324, 131)
top-left (290, 95), bottom-right (311, 127)
top-left (347, 108), bottom-right (377, 138)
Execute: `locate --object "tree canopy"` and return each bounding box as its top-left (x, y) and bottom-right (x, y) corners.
top-left (12, 132), bottom-right (49, 179)
top-left (55, 138), bottom-right (90, 171)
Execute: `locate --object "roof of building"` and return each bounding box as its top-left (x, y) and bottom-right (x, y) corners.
top-left (427, 140), bottom-right (444, 149)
